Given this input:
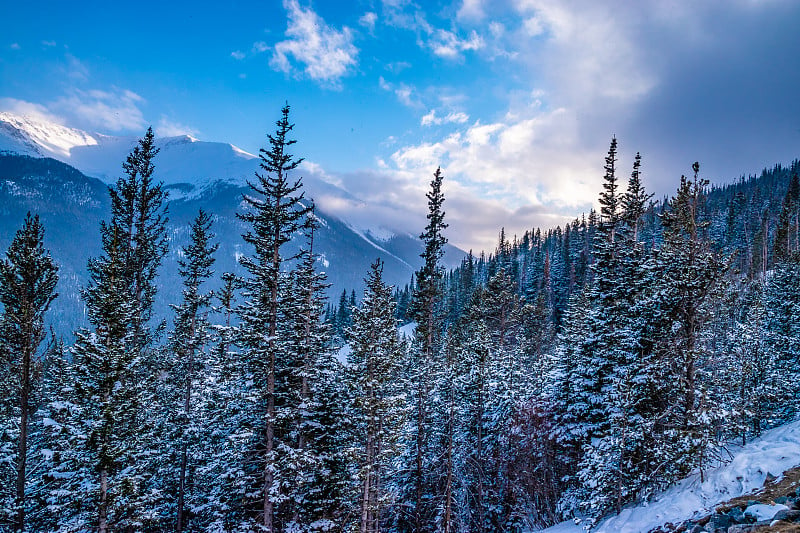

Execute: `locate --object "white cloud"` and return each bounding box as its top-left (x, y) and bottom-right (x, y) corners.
top-left (0, 97), bottom-right (64, 124)
top-left (489, 22), bottom-right (505, 38)
top-left (421, 109), bottom-right (469, 126)
top-left (359, 11), bottom-right (378, 32)
top-left (379, 76), bottom-right (422, 108)
top-left (365, 0), bottom-right (658, 249)
top-left (385, 61), bottom-right (411, 73)
top-left (457, 0), bottom-right (485, 21)
top-left (10, 43), bottom-right (20, 50)
top-left (252, 41), bottom-right (269, 53)
top-left (65, 54), bottom-right (89, 82)
top-left (41, 40), bottom-right (56, 47)
top-left (337, 1), bottom-right (800, 251)
top-left (156, 116), bottom-right (200, 138)
top-left (231, 50), bottom-right (245, 60)
top-left (513, 0), bottom-right (656, 105)
top-left (379, 0), bottom-right (485, 60)
top-left (52, 88), bottom-right (146, 132)
top-left (301, 160), bottom-right (343, 187)
top-left (379, 99), bottom-right (602, 250)
top-left (428, 29), bottom-right (484, 59)
top-left (523, 16), bottom-right (545, 36)
top-left (270, 0), bottom-right (358, 88)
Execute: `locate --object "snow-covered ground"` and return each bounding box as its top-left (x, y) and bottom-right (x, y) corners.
top-left (542, 419), bottom-right (800, 533)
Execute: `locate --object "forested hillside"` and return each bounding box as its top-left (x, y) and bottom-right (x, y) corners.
top-left (2, 106), bottom-right (800, 533)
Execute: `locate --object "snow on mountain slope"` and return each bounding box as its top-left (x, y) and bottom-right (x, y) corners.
top-left (0, 112), bottom-right (98, 157)
top-left (0, 112), bottom-right (402, 230)
top-left (0, 112), bottom-right (466, 262)
top-left (69, 134), bottom-right (257, 189)
top-left (0, 112), bottom-right (258, 188)
top-left (541, 419), bottom-right (800, 533)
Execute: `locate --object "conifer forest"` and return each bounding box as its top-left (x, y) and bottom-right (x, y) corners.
top-left (5, 105), bottom-right (800, 533)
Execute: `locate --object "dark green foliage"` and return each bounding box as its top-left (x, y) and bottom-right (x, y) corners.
top-left (0, 213), bottom-right (58, 531)
top-left (235, 104), bottom-right (324, 531)
top-left (165, 210), bottom-right (218, 532)
top-left (45, 127), bottom-right (169, 532)
top-left (347, 259), bottom-right (406, 533)
top-left (397, 167), bottom-right (448, 533)
top-left (6, 105), bottom-right (800, 533)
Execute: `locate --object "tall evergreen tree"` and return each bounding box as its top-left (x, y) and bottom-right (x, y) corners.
top-left (651, 163), bottom-right (726, 482)
top-left (0, 213), bottom-right (58, 532)
top-left (47, 127), bottom-right (169, 532)
top-left (169, 210), bottom-right (218, 532)
top-left (236, 104), bottom-right (311, 531)
top-left (398, 167), bottom-right (448, 533)
top-left (773, 173), bottom-right (800, 262)
top-left (347, 260), bottom-right (406, 533)
top-left (111, 126), bottom-right (169, 356)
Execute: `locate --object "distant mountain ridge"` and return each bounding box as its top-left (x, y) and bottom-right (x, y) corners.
top-left (0, 113), bottom-right (466, 338)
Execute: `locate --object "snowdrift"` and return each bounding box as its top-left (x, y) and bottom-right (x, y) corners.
top-left (542, 419), bottom-right (800, 533)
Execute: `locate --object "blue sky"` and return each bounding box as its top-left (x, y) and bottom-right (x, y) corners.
top-left (2, 0), bottom-right (800, 251)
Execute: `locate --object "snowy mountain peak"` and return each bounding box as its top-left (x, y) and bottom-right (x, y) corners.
top-left (0, 112), bottom-right (98, 157)
top-left (0, 112), bottom-right (261, 187)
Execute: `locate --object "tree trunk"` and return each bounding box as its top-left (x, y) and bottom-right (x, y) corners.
top-left (476, 349), bottom-right (486, 533)
top-left (99, 466), bottom-right (109, 533)
top-left (443, 391), bottom-right (454, 533)
top-left (15, 339), bottom-right (31, 532)
top-left (264, 349), bottom-right (275, 532)
top-left (264, 197), bottom-right (282, 532)
top-left (177, 360), bottom-right (192, 532)
top-left (177, 309), bottom-right (197, 532)
top-left (414, 372), bottom-right (425, 533)
top-left (360, 432), bottom-right (373, 533)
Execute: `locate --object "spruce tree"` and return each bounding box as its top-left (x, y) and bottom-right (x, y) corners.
top-left (236, 104), bottom-right (311, 531)
top-left (169, 210), bottom-right (218, 532)
top-left (773, 173), bottom-right (800, 262)
top-left (347, 259), bottom-right (406, 533)
top-left (0, 213), bottom-right (58, 532)
top-left (196, 270), bottom-right (245, 531)
top-left (397, 167), bottom-right (447, 533)
top-left (650, 163), bottom-right (726, 483)
top-left (47, 128), bottom-right (168, 532)
top-left (276, 211), bottom-right (348, 530)
top-left (477, 269), bottom-right (528, 531)
top-left (550, 139), bottom-right (624, 518)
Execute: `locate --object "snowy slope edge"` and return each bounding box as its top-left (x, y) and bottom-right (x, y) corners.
top-left (542, 419), bottom-right (800, 533)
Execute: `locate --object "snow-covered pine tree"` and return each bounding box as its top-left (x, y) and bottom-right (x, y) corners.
top-left (578, 151), bottom-right (656, 518)
top-left (47, 127), bottom-right (169, 532)
top-left (275, 209), bottom-right (350, 531)
top-left (549, 139), bottom-right (625, 518)
top-left (449, 286), bottom-right (491, 533)
top-left (650, 163), bottom-right (726, 484)
top-left (718, 280), bottom-right (788, 444)
top-left (0, 213), bottom-right (58, 532)
top-left (108, 126), bottom-right (169, 359)
top-left (547, 292), bottom-right (591, 518)
top-left (581, 136), bottom-right (624, 435)
top-left (396, 167), bottom-right (448, 533)
top-left (772, 173), bottom-right (799, 262)
top-left (236, 104), bottom-right (312, 531)
top-left (763, 256), bottom-right (800, 416)
top-left (347, 259), bottom-right (407, 533)
top-left (443, 267), bottom-right (529, 533)
top-left (479, 268), bottom-right (528, 532)
top-left (165, 210), bottom-right (218, 532)
top-left (25, 329), bottom-right (69, 531)
top-left (195, 271), bottom-right (246, 531)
